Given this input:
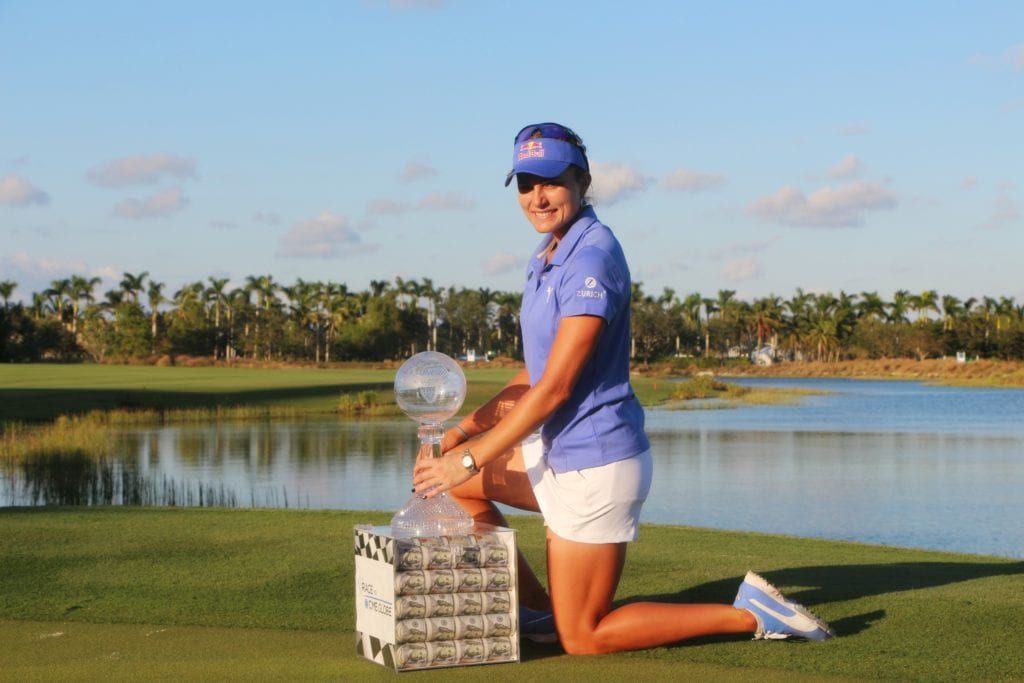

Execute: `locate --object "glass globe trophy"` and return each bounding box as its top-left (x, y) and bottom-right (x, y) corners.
top-left (390, 351), bottom-right (475, 537)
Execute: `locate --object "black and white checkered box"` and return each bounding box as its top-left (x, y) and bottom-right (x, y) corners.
top-left (354, 524), bottom-right (519, 672)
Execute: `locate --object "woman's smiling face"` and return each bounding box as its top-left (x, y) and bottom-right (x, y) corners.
top-left (516, 169), bottom-right (587, 240)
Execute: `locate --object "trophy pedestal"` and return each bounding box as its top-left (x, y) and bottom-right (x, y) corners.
top-left (354, 524), bottom-right (520, 671)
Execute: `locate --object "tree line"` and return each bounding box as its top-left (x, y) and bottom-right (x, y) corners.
top-left (1, 274), bottom-right (1023, 365)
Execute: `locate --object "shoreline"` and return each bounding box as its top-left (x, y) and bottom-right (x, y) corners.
top-left (644, 357), bottom-right (1024, 388)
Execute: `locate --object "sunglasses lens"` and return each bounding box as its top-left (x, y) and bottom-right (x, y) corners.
top-left (515, 123), bottom-right (577, 145)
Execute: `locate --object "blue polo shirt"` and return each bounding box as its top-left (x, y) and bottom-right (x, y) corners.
top-left (520, 206), bottom-right (650, 474)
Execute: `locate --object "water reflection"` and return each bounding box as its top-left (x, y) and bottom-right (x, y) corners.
top-left (11, 452), bottom-right (239, 507)
top-left (3, 379), bottom-right (1024, 558)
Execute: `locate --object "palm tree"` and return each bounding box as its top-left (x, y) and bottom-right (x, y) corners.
top-left (172, 281), bottom-right (205, 320)
top-left (31, 291), bottom-right (48, 320)
top-left (285, 279), bottom-right (323, 361)
top-left (147, 280), bottom-right (167, 342)
top-left (805, 292), bottom-right (847, 361)
top-left (322, 282), bottom-right (351, 363)
top-left (675, 292), bottom-right (702, 356)
top-left (46, 278), bottom-right (73, 329)
top-left (996, 297), bottom-right (1017, 334)
top-left (224, 287), bottom-right (251, 361)
top-left (782, 288), bottom-right (814, 360)
top-left (206, 278), bottom-right (229, 329)
top-left (940, 294), bottom-right (963, 332)
top-left (205, 277), bottom-right (230, 359)
top-left (420, 277), bottom-right (440, 351)
top-left (700, 296), bottom-right (718, 357)
top-left (889, 290), bottom-right (912, 325)
top-left (244, 274), bottom-right (279, 359)
top-left (749, 295), bottom-right (783, 351)
top-left (68, 274), bottom-right (101, 334)
top-left (857, 291), bottom-right (888, 322)
top-left (492, 290), bottom-right (522, 358)
top-left (120, 271), bottom-right (149, 305)
top-left (0, 280), bottom-right (16, 308)
top-left (913, 289), bottom-right (939, 323)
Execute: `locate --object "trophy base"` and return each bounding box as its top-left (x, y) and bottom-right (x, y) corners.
top-left (390, 491), bottom-right (474, 538)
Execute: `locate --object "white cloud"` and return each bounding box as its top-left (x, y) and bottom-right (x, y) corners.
top-left (720, 256), bottom-right (764, 282)
top-left (0, 174), bottom-right (51, 206)
top-left (277, 211), bottom-right (365, 258)
top-left (400, 161), bottom-right (438, 183)
top-left (750, 181), bottom-right (898, 227)
top-left (417, 191), bottom-right (475, 210)
top-left (112, 187), bottom-right (188, 219)
top-left (661, 167), bottom-right (726, 193)
top-left (590, 162), bottom-right (650, 205)
top-left (367, 198), bottom-right (410, 215)
top-left (87, 154), bottom-right (196, 187)
top-left (827, 155), bottom-right (862, 180)
top-left (481, 250), bottom-right (520, 276)
top-left (0, 251), bottom-right (116, 299)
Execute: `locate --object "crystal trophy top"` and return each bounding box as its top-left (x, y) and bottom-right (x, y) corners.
top-left (394, 351), bottom-right (467, 425)
top-left (390, 352), bottom-right (475, 538)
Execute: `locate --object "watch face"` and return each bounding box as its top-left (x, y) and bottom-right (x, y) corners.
top-left (462, 453), bottom-right (476, 471)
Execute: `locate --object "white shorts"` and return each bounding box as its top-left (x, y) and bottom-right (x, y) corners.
top-left (521, 435), bottom-right (652, 544)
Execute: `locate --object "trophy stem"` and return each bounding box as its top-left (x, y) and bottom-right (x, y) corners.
top-left (418, 424), bottom-right (443, 458)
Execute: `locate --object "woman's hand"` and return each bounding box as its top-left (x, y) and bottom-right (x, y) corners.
top-left (413, 427), bottom-right (467, 471)
top-left (412, 450), bottom-right (474, 497)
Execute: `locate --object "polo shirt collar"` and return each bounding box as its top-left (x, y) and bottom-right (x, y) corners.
top-left (533, 205), bottom-right (599, 267)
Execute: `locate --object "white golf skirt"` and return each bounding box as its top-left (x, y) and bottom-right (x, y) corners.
top-left (521, 435), bottom-right (652, 544)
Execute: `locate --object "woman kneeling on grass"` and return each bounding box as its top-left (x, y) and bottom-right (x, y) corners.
top-left (412, 122), bottom-right (832, 653)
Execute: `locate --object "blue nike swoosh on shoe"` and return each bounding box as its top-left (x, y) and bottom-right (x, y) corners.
top-left (748, 597), bottom-right (828, 636)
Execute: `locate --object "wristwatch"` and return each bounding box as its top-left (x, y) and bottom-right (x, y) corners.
top-left (461, 448), bottom-right (479, 475)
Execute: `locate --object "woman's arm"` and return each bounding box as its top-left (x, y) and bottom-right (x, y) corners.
top-left (438, 367), bottom-right (530, 454)
top-left (414, 314), bottom-right (606, 495)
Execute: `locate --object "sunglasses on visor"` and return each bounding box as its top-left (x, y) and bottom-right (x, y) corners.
top-left (514, 122), bottom-right (586, 151)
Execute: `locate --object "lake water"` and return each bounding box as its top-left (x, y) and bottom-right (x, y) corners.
top-left (3, 378), bottom-right (1023, 559)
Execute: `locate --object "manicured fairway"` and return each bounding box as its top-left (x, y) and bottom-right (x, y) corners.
top-left (1, 507), bottom-right (1021, 681)
top-left (0, 364), bottom-right (522, 422)
top-left (0, 363), bottom-right (674, 423)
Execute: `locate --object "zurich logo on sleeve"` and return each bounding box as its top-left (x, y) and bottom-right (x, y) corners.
top-left (577, 275), bottom-right (606, 299)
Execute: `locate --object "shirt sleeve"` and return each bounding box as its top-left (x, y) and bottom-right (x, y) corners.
top-left (556, 245), bottom-right (626, 322)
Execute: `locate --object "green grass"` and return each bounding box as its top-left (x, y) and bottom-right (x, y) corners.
top-left (1, 507), bottom-right (1021, 681)
top-left (0, 363), bottom-right (681, 426)
top-left (0, 364), bottom-right (521, 423)
top-left (663, 375), bottom-right (825, 410)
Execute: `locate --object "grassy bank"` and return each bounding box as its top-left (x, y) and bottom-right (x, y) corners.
top-left (1, 507), bottom-right (1021, 681)
top-left (687, 357), bottom-right (1024, 388)
top-left (0, 364), bottom-right (522, 424)
top-left (0, 362), bottom-right (827, 427)
top-left (0, 363), bottom-right (686, 427)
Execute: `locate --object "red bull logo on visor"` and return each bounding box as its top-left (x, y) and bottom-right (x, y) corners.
top-left (517, 140), bottom-right (545, 161)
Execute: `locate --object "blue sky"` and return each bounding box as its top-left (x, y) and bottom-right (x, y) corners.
top-left (2, 1), bottom-right (1022, 306)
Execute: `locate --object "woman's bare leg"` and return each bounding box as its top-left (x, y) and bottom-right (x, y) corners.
top-left (546, 532), bottom-right (756, 654)
top-left (448, 445), bottom-right (550, 610)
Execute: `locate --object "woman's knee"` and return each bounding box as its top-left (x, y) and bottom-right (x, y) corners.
top-left (555, 623), bottom-right (608, 656)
